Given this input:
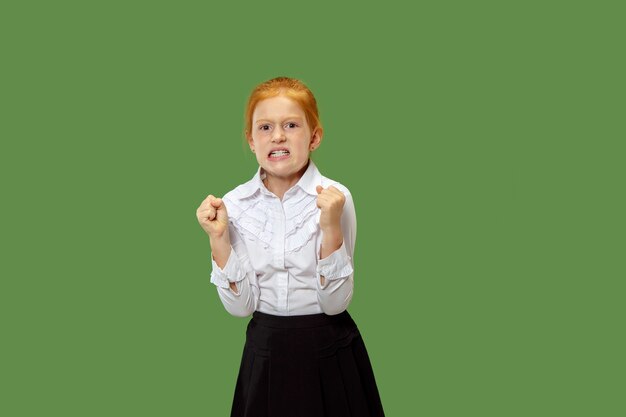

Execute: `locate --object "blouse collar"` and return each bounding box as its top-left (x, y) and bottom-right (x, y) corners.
top-left (234, 159), bottom-right (322, 199)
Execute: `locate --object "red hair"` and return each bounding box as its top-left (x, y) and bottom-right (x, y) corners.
top-left (244, 77), bottom-right (322, 139)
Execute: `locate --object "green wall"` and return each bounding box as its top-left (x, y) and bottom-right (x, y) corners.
top-left (2, 1), bottom-right (623, 416)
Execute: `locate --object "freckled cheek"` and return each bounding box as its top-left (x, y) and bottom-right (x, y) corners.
top-left (254, 131), bottom-right (271, 139)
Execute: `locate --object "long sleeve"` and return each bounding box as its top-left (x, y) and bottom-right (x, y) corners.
top-left (210, 225), bottom-right (259, 317)
top-left (206, 160), bottom-right (358, 316)
top-left (315, 191), bottom-right (356, 315)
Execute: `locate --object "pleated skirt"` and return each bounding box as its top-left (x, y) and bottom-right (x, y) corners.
top-left (230, 310), bottom-right (385, 417)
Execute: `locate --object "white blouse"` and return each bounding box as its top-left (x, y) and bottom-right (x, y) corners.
top-left (210, 159), bottom-right (356, 317)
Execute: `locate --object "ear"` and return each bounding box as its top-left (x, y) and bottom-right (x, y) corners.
top-left (310, 127), bottom-right (323, 151)
top-left (246, 132), bottom-right (254, 152)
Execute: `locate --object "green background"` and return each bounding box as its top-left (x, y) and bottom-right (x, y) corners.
top-left (2, 0), bottom-right (623, 416)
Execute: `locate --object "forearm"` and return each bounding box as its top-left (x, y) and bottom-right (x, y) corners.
top-left (319, 223), bottom-right (343, 286)
top-left (216, 276), bottom-right (259, 317)
top-left (209, 227), bottom-right (259, 315)
top-left (316, 188), bottom-right (356, 316)
top-left (317, 228), bottom-right (354, 315)
top-left (317, 273), bottom-right (354, 315)
top-left (210, 234), bottom-right (231, 269)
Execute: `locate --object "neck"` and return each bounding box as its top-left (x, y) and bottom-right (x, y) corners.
top-left (263, 178), bottom-right (290, 201)
top-left (262, 160), bottom-right (310, 201)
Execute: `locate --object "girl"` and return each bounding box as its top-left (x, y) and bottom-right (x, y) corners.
top-left (196, 77), bottom-right (385, 417)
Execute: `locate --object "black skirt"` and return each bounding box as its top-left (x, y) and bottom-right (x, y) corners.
top-left (230, 310), bottom-right (385, 417)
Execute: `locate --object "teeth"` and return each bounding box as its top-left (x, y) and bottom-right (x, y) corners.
top-left (270, 150), bottom-right (289, 156)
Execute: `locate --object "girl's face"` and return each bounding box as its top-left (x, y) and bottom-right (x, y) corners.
top-left (247, 95), bottom-right (322, 187)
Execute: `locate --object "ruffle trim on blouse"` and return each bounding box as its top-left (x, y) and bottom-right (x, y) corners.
top-left (317, 257), bottom-right (354, 281)
top-left (210, 248), bottom-right (254, 289)
top-left (283, 193), bottom-right (320, 252)
top-left (209, 271), bottom-right (229, 289)
top-left (223, 190), bottom-right (320, 253)
top-left (224, 194), bottom-right (274, 247)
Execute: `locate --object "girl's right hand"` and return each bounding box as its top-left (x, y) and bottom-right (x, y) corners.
top-left (196, 195), bottom-right (230, 240)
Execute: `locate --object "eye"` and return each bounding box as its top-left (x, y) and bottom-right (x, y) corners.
top-left (285, 122), bottom-right (298, 129)
top-left (258, 124), bottom-right (271, 131)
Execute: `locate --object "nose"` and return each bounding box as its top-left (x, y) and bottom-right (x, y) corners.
top-left (271, 126), bottom-right (286, 142)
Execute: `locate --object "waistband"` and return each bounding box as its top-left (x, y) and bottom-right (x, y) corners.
top-left (252, 310), bottom-right (353, 329)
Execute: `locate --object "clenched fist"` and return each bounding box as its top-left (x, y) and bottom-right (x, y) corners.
top-left (196, 194), bottom-right (230, 240)
top-left (315, 185), bottom-right (346, 232)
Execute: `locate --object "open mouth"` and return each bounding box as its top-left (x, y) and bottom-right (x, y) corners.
top-left (268, 150), bottom-right (290, 160)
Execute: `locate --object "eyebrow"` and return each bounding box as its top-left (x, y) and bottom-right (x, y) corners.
top-left (255, 116), bottom-right (304, 124)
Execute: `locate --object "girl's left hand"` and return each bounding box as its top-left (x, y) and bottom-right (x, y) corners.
top-left (316, 185), bottom-right (346, 232)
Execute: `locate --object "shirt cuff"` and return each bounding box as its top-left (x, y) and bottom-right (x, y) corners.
top-left (210, 248), bottom-right (248, 289)
top-left (316, 240), bottom-right (354, 281)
